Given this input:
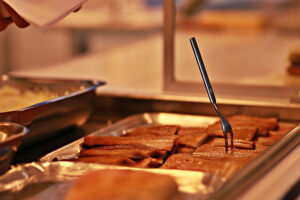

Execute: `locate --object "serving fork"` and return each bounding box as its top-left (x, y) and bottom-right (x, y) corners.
top-left (190, 37), bottom-right (234, 151)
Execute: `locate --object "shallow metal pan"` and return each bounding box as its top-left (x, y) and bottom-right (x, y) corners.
top-left (41, 112), bottom-right (299, 199)
top-left (41, 112), bottom-right (218, 161)
top-left (0, 161), bottom-right (224, 200)
top-left (0, 75), bottom-right (105, 147)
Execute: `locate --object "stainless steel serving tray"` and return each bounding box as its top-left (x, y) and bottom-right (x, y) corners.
top-left (41, 112), bottom-right (300, 200)
top-left (0, 75), bottom-right (105, 147)
top-left (41, 112), bottom-right (218, 161)
top-left (0, 161), bottom-right (224, 200)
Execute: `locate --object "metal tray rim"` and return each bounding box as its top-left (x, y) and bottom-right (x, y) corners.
top-left (40, 112), bottom-right (300, 199)
top-left (0, 75), bottom-right (106, 147)
top-left (40, 112), bottom-right (219, 161)
top-left (0, 75), bottom-right (106, 113)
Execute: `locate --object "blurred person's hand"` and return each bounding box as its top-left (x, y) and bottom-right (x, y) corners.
top-left (0, 0), bottom-right (29, 31)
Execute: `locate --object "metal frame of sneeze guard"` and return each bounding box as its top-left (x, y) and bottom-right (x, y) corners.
top-left (162, 0), bottom-right (300, 104)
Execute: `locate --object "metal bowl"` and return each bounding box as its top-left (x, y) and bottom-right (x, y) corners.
top-left (0, 122), bottom-right (28, 174)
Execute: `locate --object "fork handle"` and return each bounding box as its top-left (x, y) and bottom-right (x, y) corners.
top-left (190, 37), bottom-right (216, 104)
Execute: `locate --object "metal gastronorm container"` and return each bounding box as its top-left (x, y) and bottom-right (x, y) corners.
top-left (41, 112), bottom-right (300, 200)
top-left (0, 75), bottom-right (105, 147)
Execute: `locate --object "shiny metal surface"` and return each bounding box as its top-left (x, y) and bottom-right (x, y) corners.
top-left (0, 161), bottom-right (224, 200)
top-left (94, 94), bottom-right (300, 122)
top-left (190, 37), bottom-right (234, 151)
top-left (41, 112), bottom-right (299, 200)
top-left (0, 122), bottom-right (28, 175)
top-left (41, 113), bottom-right (218, 161)
top-left (0, 75), bottom-right (105, 147)
top-left (209, 124), bottom-right (300, 200)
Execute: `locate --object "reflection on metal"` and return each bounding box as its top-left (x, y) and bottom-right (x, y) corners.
top-left (40, 112), bottom-right (299, 200)
top-left (0, 122), bottom-right (28, 175)
top-left (0, 75), bottom-right (105, 147)
top-left (0, 161), bottom-right (222, 199)
top-left (210, 125), bottom-right (300, 200)
top-left (41, 113), bottom-right (218, 162)
top-left (94, 94), bottom-right (300, 122)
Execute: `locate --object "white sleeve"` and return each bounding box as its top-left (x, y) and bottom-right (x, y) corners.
top-left (2, 0), bottom-right (87, 31)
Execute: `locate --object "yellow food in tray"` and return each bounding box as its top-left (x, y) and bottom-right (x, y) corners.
top-left (0, 86), bottom-right (57, 112)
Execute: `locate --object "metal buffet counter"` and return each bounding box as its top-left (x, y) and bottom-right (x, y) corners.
top-left (0, 82), bottom-right (297, 200)
top-left (5, 28), bottom-right (300, 200)
top-left (0, 91), bottom-right (299, 200)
